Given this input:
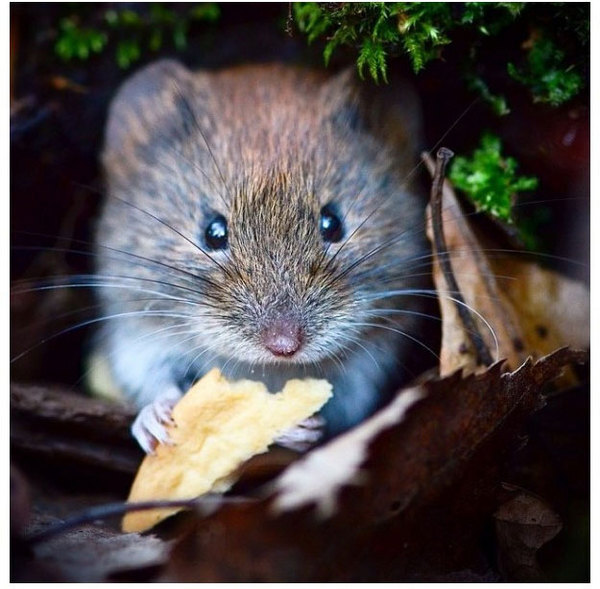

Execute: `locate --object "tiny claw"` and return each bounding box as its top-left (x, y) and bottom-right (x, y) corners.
top-left (274, 415), bottom-right (326, 453)
top-left (297, 415), bottom-right (326, 431)
top-left (154, 399), bottom-right (176, 426)
top-left (131, 389), bottom-right (181, 454)
top-left (131, 414), bottom-right (158, 455)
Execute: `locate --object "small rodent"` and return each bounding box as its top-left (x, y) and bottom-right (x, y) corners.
top-left (95, 60), bottom-right (427, 453)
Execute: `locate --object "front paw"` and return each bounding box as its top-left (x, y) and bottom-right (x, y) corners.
top-left (131, 388), bottom-right (181, 454)
top-left (274, 415), bottom-right (325, 453)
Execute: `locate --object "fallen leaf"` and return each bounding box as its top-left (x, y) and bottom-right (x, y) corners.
top-left (10, 465), bottom-right (31, 536)
top-left (495, 488), bottom-right (563, 581)
top-left (423, 153), bottom-right (589, 377)
top-left (272, 385), bottom-right (424, 518)
top-left (162, 348), bottom-right (585, 582)
top-left (489, 258), bottom-right (590, 358)
top-left (24, 515), bottom-right (171, 582)
top-left (10, 383), bottom-right (142, 482)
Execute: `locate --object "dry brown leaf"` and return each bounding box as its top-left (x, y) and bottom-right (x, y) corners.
top-left (161, 348), bottom-right (585, 582)
top-left (272, 385), bottom-right (424, 518)
top-left (25, 515), bottom-right (171, 582)
top-left (495, 488), bottom-right (563, 581)
top-left (423, 153), bottom-right (589, 377)
top-left (10, 383), bottom-right (142, 479)
top-left (489, 258), bottom-right (589, 357)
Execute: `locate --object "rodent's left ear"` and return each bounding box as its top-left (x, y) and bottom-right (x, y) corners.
top-left (322, 66), bottom-right (423, 160)
top-left (319, 66), bottom-right (360, 119)
top-left (359, 70), bottom-right (423, 160)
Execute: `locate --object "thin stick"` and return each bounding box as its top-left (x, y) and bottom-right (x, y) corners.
top-left (24, 495), bottom-right (254, 546)
top-left (430, 147), bottom-right (493, 367)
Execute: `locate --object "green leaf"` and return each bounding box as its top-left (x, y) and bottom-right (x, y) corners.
top-left (357, 37), bottom-right (388, 83)
top-left (61, 4), bottom-right (220, 68)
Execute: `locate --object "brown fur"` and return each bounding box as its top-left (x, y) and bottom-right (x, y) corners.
top-left (95, 61), bottom-right (426, 435)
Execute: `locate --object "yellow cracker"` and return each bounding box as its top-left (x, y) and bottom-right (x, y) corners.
top-left (122, 369), bottom-right (332, 532)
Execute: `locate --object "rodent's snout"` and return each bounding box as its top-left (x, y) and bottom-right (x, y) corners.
top-left (260, 316), bottom-right (304, 358)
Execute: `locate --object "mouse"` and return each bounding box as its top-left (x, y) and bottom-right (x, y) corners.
top-left (94, 59), bottom-right (428, 453)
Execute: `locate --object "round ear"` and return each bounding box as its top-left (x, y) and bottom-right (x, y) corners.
top-left (318, 66), bottom-right (362, 129)
top-left (103, 59), bottom-right (196, 163)
top-left (358, 72), bottom-right (423, 160)
top-left (319, 66), bottom-right (358, 109)
top-left (321, 66), bottom-right (423, 161)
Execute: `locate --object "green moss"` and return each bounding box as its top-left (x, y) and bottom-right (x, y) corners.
top-left (54, 4), bottom-right (220, 68)
top-left (449, 133), bottom-right (538, 225)
top-left (293, 3), bottom-right (523, 79)
top-left (507, 35), bottom-right (583, 106)
top-left (55, 17), bottom-right (107, 61)
top-left (465, 75), bottom-right (510, 116)
top-left (293, 2), bottom-right (587, 109)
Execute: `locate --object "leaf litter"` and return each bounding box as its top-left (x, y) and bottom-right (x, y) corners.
top-left (11, 148), bottom-right (589, 582)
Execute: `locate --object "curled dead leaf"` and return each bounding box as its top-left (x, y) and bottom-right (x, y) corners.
top-left (422, 152), bottom-right (589, 378)
top-left (24, 515), bottom-right (171, 582)
top-left (495, 488), bottom-right (563, 581)
top-left (162, 348), bottom-right (585, 582)
top-left (271, 385), bottom-right (424, 518)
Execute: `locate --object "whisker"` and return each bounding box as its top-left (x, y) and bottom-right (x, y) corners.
top-left (12, 297), bottom-right (197, 340)
top-left (172, 83), bottom-right (232, 206)
top-left (336, 332), bottom-right (382, 373)
top-left (12, 276), bottom-right (205, 305)
top-left (67, 180), bottom-right (233, 276)
top-left (353, 321), bottom-right (440, 361)
top-left (11, 309), bottom-right (197, 364)
top-left (362, 307), bottom-right (443, 323)
top-left (74, 320), bottom-right (196, 391)
top-left (110, 194), bottom-right (232, 276)
top-left (13, 236), bottom-right (223, 293)
top-left (359, 288), bottom-right (500, 361)
top-left (313, 100), bottom-right (482, 281)
top-left (325, 196), bottom-right (587, 293)
top-left (151, 156), bottom-right (236, 270)
top-left (183, 343), bottom-right (214, 381)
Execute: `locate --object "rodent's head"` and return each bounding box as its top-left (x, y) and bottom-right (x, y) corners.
top-left (99, 60), bottom-right (425, 366)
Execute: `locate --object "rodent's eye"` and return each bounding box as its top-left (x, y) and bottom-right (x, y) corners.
top-left (204, 215), bottom-right (228, 250)
top-left (319, 205), bottom-right (344, 243)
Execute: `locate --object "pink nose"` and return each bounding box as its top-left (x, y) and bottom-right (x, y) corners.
top-left (261, 318), bottom-right (303, 357)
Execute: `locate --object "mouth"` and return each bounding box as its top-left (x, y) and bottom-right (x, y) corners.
top-left (241, 338), bottom-right (329, 367)
top-left (215, 352), bottom-right (326, 391)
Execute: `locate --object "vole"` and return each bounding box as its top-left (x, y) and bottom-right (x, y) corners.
top-left (95, 60), bottom-right (427, 453)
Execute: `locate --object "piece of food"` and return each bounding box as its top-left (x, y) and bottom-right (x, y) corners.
top-left (122, 369), bottom-right (332, 533)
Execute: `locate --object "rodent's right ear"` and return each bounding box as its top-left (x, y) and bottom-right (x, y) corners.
top-left (103, 59), bottom-right (197, 162)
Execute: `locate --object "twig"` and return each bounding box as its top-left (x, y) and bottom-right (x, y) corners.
top-left (429, 147), bottom-right (494, 366)
top-left (285, 3), bottom-right (294, 36)
top-left (11, 383), bottom-right (142, 475)
top-left (24, 495), bottom-right (254, 546)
